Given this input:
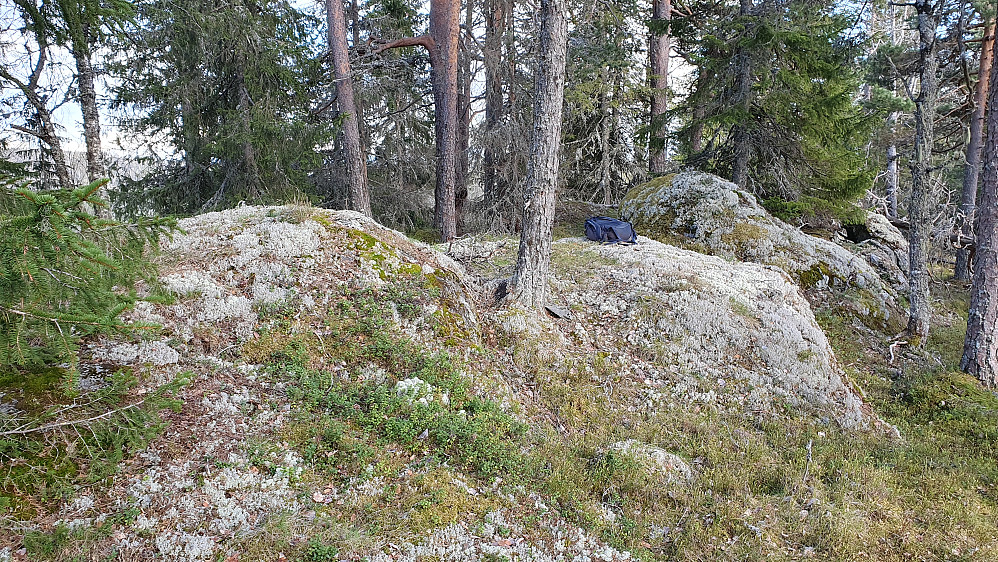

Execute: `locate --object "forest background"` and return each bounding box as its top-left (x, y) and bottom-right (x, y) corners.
top-left (2, 0), bottom-right (998, 382)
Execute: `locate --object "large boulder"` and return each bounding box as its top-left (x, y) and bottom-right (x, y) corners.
top-left (620, 171), bottom-right (906, 332)
top-left (838, 211), bottom-right (910, 292)
top-left (548, 237), bottom-right (890, 431)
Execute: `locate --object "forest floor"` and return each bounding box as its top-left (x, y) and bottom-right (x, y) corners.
top-left (1, 206), bottom-right (996, 561)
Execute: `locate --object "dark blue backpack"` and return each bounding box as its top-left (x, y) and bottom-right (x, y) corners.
top-left (584, 216), bottom-right (637, 245)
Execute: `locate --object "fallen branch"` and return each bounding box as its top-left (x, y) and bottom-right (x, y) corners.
top-left (0, 401), bottom-right (145, 437)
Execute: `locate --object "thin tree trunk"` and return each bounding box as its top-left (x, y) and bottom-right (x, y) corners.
top-left (730, 0), bottom-right (754, 188)
top-left (237, 74), bottom-right (261, 201)
top-left (483, 0), bottom-right (507, 207)
top-left (72, 43), bottom-right (105, 183)
top-left (956, 21), bottom-right (996, 280)
top-left (598, 91), bottom-right (613, 205)
top-left (455, 0), bottom-right (474, 229)
top-left (886, 137), bottom-right (899, 218)
top-left (350, 0), bottom-right (361, 46)
top-left (907, 0), bottom-right (940, 345)
top-left (327, 0), bottom-right (371, 216)
top-left (648, 0), bottom-right (671, 174)
top-left (509, 0), bottom-right (568, 309)
top-left (1, 48), bottom-right (72, 189)
top-left (962, 26), bottom-right (998, 386)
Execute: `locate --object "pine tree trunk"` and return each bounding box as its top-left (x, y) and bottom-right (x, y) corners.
top-left (72, 43), bottom-right (105, 183)
top-left (730, 0), bottom-right (754, 188)
top-left (483, 0), bottom-right (507, 207)
top-left (326, 0), bottom-right (371, 216)
top-left (455, 0), bottom-right (474, 228)
top-left (430, 0), bottom-right (460, 241)
top-left (956, 21), bottom-right (995, 280)
top-left (648, 0), bottom-right (671, 174)
top-left (509, 0), bottom-right (568, 309)
top-left (907, 0), bottom-right (939, 345)
top-left (961, 27), bottom-right (998, 386)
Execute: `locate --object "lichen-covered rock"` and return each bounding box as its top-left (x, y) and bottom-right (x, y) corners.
top-left (620, 171), bottom-right (906, 332)
top-left (839, 212), bottom-right (910, 293)
top-left (155, 206), bottom-right (479, 347)
top-left (608, 440), bottom-right (693, 484)
top-left (550, 237), bottom-right (888, 431)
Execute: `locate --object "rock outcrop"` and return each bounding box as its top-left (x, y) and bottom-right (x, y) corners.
top-left (838, 211), bottom-right (910, 293)
top-left (620, 171), bottom-right (907, 332)
top-left (547, 237), bottom-right (884, 430)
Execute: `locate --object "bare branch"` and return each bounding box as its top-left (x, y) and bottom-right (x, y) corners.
top-left (372, 35), bottom-right (435, 55)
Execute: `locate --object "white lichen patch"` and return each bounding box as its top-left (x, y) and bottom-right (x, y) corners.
top-left (93, 340), bottom-right (180, 366)
top-left (366, 508), bottom-right (632, 562)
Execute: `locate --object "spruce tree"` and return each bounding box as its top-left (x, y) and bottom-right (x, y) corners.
top-left (0, 178), bottom-right (174, 369)
top-left (672, 0), bottom-right (875, 214)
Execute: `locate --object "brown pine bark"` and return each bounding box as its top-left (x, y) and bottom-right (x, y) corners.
top-left (648, 0), bottom-right (671, 174)
top-left (955, 21), bottom-right (995, 280)
top-left (483, 0), bottom-right (508, 206)
top-left (906, 0), bottom-right (940, 345)
top-left (962, 24), bottom-right (998, 387)
top-left (455, 0), bottom-right (474, 227)
top-left (509, 0), bottom-right (568, 309)
top-left (430, 0), bottom-right (461, 241)
top-left (326, 0), bottom-right (371, 216)
top-left (375, 0), bottom-right (460, 241)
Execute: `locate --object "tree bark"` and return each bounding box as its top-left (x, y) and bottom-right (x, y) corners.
top-left (730, 0), bottom-right (754, 188)
top-left (906, 0), bottom-right (940, 345)
top-left (483, 0), bottom-right (508, 207)
top-left (509, 0), bottom-right (568, 309)
top-left (430, 0), bottom-right (461, 241)
top-left (237, 73), bottom-right (261, 202)
top-left (455, 0), bottom-right (474, 228)
top-left (955, 21), bottom-right (995, 280)
top-left (962, 25), bottom-right (998, 387)
top-left (71, 40), bottom-right (106, 183)
top-left (326, 0), bottom-right (371, 216)
top-left (648, 0), bottom-right (671, 174)
top-left (886, 136), bottom-right (899, 218)
top-left (373, 0), bottom-right (460, 240)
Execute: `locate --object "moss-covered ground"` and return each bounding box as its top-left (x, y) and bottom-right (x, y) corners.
top-left (9, 216), bottom-right (998, 561)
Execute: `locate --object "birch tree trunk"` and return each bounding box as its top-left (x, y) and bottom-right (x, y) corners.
top-left (886, 137), bottom-right (899, 218)
top-left (906, 0), bottom-right (940, 345)
top-left (509, 0), bottom-right (568, 309)
top-left (648, 0), bottom-right (671, 174)
top-left (962, 25), bottom-right (998, 387)
top-left (326, 0), bottom-right (371, 216)
top-left (955, 21), bottom-right (995, 280)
